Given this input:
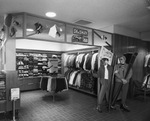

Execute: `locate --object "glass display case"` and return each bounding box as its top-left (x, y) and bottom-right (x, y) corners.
top-left (12, 13), bottom-right (112, 47)
top-left (26, 15), bottom-right (65, 42)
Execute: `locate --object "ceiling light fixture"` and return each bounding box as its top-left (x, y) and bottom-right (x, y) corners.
top-left (26, 28), bottom-right (34, 32)
top-left (46, 12), bottom-right (56, 18)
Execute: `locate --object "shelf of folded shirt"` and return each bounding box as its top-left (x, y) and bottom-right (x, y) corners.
top-left (16, 52), bottom-right (49, 78)
top-left (40, 74), bottom-right (68, 102)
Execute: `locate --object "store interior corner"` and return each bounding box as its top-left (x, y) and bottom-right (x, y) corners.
top-left (0, 12), bottom-right (150, 121)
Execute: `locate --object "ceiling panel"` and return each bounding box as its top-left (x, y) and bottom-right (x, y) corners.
top-left (0, 0), bottom-right (150, 39)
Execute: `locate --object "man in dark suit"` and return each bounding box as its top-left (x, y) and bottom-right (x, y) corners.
top-left (97, 58), bottom-right (113, 113)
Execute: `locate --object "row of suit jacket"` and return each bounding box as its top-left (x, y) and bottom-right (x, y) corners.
top-left (65, 69), bottom-right (97, 94)
top-left (64, 52), bottom-right (98, 72)
top-left (40, 76), bottom-right (68, 93)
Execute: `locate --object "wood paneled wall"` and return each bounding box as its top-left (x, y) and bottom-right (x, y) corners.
top-left (112, 34), bottom-right (150, 82)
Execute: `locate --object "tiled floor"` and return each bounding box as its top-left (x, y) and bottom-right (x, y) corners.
top-left (0, 89), bottom-right (150, 121)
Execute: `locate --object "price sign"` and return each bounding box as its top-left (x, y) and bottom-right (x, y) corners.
top-left (11, 88), bottom-right (20, 101)
top-left (72, 35), bottom-right (88, 43)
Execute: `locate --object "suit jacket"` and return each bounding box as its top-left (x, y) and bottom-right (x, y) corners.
top-left (114, 63), bottom-right (132, 83)
top-left (98, 65), bottom-right (113, 82)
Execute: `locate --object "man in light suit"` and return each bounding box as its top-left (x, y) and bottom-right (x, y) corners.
top-left (112, 55), bottom-right (132, 112)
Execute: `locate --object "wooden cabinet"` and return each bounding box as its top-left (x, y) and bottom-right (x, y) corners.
top-left (0, 72), bottom-right (6, 113)
top-left (0, 100), bottom-right (6, 112)
top-left (6, 71), bottom-right (20, 112)
top-left (19, 77), bottom-right (41, 91)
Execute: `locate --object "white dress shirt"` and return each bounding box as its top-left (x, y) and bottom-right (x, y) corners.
top-left (104, 65), bottom-right (109, 80)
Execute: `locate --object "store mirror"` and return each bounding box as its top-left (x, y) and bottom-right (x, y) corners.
top-left (66, 24), bottom-right (92, 45)
top-left (26, 15), bottom-right (65, 42)
top-left (0, 14), bottom-right (23, 39)
top-left (11, 14), bottom-right (23, 38)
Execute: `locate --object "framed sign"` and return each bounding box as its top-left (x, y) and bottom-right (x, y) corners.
top-left (99, 46), bottom-right (113, 65)
top-left (11, 88), bottom-right (20, 100)
top-left (72, 35), bottom-right (88, 43)
top-left (73, 28), bottom-right (88, 36)
top-left (72, 28), bottom-right (88, 43)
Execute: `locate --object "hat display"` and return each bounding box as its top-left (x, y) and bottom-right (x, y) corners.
top-left (52, 55), bottom-right (57, 58)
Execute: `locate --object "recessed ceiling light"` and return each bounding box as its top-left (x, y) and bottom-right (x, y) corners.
top-left (46, 12), bottom-right (56, 18)
top-left (26, 28), bottom-right (34, 32)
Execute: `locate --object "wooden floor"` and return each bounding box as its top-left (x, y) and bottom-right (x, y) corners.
top-left (0, 89), bottom-right (150, 121)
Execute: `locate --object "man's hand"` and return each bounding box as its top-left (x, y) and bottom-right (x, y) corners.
top-left (121, 79), bottom-right (128, 84)
top-left (114, 70), bottom-right (119, 74)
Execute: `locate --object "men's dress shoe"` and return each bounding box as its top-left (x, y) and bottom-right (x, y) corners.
top-left (96, 107), bottom-right (102, 113)
top-left (120, 104), bottom-right (130, 112)
top-left (110, 105), bottom-right (116, 110)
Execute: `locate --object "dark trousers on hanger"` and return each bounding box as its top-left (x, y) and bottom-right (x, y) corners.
top-left (98, 79), bottom-right (110, 106)
top-left (113, 82), bottom-right (129, 105)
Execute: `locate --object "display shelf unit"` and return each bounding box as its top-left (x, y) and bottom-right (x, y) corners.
top-left (16, 52), bottom-right (48, 78)
top-left (0, 72), bottom-right (6, 113)
top-left (0, 71), bottom-right (20, 113)
top-left (16, 49), bottom-right (62, 91)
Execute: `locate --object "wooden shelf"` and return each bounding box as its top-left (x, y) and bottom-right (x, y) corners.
top-left (0, 100), bottom-right (6, 102)
top-left (0, 71), bottom-right (20, 112)
top-left (19, 76), bottom-right (41, 91)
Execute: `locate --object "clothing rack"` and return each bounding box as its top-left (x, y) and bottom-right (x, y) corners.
top-left (62, 47), bottom-right (100, 96)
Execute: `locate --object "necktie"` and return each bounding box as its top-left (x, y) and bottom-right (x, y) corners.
top-left (104, 65), bottom-right (108, 79)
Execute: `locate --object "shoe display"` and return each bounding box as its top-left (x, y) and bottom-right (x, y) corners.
top-left (120, 104), bottom-right (130, 112)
